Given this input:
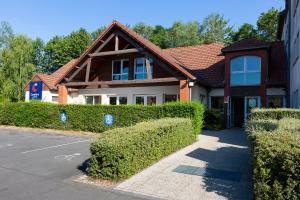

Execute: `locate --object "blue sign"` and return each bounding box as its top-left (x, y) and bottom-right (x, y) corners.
top-left (29, 81), bottom-right (43, 100)
top-left (104, 114), bottom-right (114, 126)
top-left (60, 111), bottom-right (67, 123)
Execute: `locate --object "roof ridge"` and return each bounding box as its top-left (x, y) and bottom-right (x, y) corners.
top-left (163, 42), bottom-right (224, 51)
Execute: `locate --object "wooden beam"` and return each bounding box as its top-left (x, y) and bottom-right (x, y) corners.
top-left (65, 77), bottom-right (179, 87)
top-left (85, 58), bottom-right (91, 82)
top-left (122, 43), bottom-right (130, 50)
top-left (67, 59), bottom-right (89, 82)
top-left (95, 32), bottom-right (116, 53)
top-left (115, 35), bottom-right (119, 51)
top-left (117, 30), bottom-right (143, 50)
top-left (145, 58), bottom-right (151, 80)
top-left (89, 48), bottom-right (140, 57)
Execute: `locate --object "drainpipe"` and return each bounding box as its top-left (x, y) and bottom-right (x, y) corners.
top-left (287, 0), bottom-right (291, 107)
top-left (188, 80), bottom-right (196, 101)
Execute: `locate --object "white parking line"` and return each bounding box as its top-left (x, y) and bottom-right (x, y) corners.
top-left (21, 139), bottom-right (90, 154)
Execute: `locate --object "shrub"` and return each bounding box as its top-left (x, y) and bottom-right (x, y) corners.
top-left (250, 108), bottom-right (300, 121)
top-left (0, 101), bottom-right (204, 134)
top-left (88, 118), bottom-right (195, 180)
top-left (246, 116), bottom-right (300, 200)
top-left (204, 109), bottom-right (222, 130)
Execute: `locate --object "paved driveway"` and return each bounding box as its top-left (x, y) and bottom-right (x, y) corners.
top-left (0, 127), bottom-right (156, 200)
top-left (116, 128), bottom-right (253, 200)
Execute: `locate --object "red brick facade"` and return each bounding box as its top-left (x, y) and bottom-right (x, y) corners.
top-left (180, 80), bottom-right (189, 102)
top-left (58, 84), bottom-right (68, 104)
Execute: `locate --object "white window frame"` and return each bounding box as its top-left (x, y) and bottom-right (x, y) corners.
top-left (85, 95), bottom-right (101, 105)
top-left (135, 95), bottom-right (157, 106)
top-left (230, 56), bottom-right (261, 86)
top-left (134, 58), bottom-right (153, 80)
top-left (112, 59), bottom-right (129, 81)
top-left (109, 96), bottom-right (128, 105)
top-left (163, 94), bottom-right (179, 103)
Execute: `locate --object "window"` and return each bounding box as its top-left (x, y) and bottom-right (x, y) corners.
top-left (230, 56), bottom-right (261, 86)
top-left (135, 95), bottom-right (156, 106)
top-left (134, 58), bottom-right (153, 80)
top-left (164, 94), bottom-right (179, 103)
top-left (109, 96), bottom-right (127, 105)
top-left (267, 96), bottom-right (284, 108)
top-left (112, 60), bottom-right (129, 80)
top-left (211, 97), bottom-right (224, 112)
top-left (85, 96), bottom-right (101, 105)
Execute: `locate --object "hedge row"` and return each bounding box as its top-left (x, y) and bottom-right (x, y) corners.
top-left (204, 109), bottom-right (222, 130)
top-left (88, 118), bottom-right (195, 180)
top-left (250, 108), bottom-right (300, 121)
top-left (0, 101), bottom-right (204, 133)
top-left (246, 116), bottom-right (300, 200)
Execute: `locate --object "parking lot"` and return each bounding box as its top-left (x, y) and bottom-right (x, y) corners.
top-left (0, 127), bottom-right (156, 200)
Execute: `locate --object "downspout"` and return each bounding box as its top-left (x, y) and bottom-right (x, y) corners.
top-left (287, 0), bottom-right (291, 107)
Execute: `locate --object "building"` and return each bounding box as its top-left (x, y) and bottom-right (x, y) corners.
top-left (278, 0), bottom-right (300, 108)
top-left (25, 20), bottom-right (287, 127)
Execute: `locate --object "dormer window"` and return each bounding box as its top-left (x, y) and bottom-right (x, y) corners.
top-left (230, 56), bottom-right (261, 86)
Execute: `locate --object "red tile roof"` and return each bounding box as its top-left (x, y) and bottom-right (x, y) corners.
top-left (163, 43), bottom-right (225, 86)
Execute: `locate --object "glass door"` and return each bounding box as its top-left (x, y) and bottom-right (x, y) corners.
top-left (244, 96), bottom-right (261, 120)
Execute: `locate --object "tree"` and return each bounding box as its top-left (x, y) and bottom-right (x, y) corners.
top-left (231, 23), bottom-right (258, 42)
top-left (31, 37), bottom-right (45, 72)
top-left (0, 21), bottom-right (14, 48)
top-left (91, 26), bottom-right (106, 40)
top-left (168, 21), bottom-right (201, 47)
top-left (200, 13), bottom-right (233, 44)
top-left (149, 25), bottom-right (170, 48)
top-left (257, 7), bottom-right (280, 41)
top-left (43, 28), bottom-right (92, 73)
top-left (0, 35), bottom-right (35, 101)
top-left (133, 22), bottom-right (154, 39)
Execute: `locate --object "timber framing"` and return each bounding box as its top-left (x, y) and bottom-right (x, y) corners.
top-left (65, 77), bottom-right (180, 87)
top-left (89, 48), bottom-right (141, 57)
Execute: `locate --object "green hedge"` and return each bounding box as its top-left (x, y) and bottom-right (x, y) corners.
top-left (246, 116), bottom-right (300, 200)
top-left (88, 118), bottom-right (195, 180)
top-left (0, 101), bottom-right (204, 134)
top-left (204, 109), bottom-right (222, 130)
top-left (250, 108), bottom-right (300, 121)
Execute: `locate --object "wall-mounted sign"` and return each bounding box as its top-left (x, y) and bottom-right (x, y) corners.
top-left (60, 111), bottom-right (67, 123)
top-left (224, 96), bottom-right (229, 104)
top-left (104, 114), bottom-right (114, 126)
top-left (29, 81), bottom-right (43, 100)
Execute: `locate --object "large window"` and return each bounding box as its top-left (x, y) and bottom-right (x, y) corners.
top-left (112, 60), bottom-right (129, 80)
top-left (135, 95), bottom-right (156, 106)
top-left (109, 96), bottom-right (127, 105)
top-left (134, 58), bottom-right (153, 80)
top-left (230, 56), bottom-right (261, 86)
top-left (85, 96), bottom-right (101, 105)
top-left (164, 94), bottom-right (179, 103)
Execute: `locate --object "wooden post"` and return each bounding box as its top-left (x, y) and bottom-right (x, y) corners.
top-left (145, 58), bottom-right (151, 79)
top-left (85, 58), bottom-right (91, 82)
top-left (115, 35), bottom-right (119, 51)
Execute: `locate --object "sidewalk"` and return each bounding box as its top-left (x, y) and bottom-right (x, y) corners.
top-left (115, 128), bottom-right (253, 200)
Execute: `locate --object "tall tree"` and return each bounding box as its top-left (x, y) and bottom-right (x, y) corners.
top-left (31, 37), bottom-right (45, 72)
top-left (231, 23), bottom-right (258, 42)
top-left (149, 25), bottom-right (170, 48)
top-left (43, 28), bottom-right (92, 73)
top-left (0, 21), bottom-right (14, 48)
top-left (133, 22), bottom-right (154, 39)
top-left (257, 7), bottom-right (280, 41)
top-left (91, 26), bottom-right (106, 40)
top-left (200, 13), bottom-right (233, 44)
top-left (0, 35), bottom-right (35, 101)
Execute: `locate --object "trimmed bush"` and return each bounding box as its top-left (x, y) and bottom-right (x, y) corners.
top-left (0, 101), bottom-right (204, 134)
top-left (204, 109), bottom-right (222, 130)
top-left (88, 118), bottom-right (195, 180)
top-left (246, 116), bottom-right (300, 200)
top-left (250, 108), bottom-right (300, 121)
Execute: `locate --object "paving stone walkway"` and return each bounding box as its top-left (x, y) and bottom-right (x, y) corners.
top-left (115, 128), bottom-right (253, 200)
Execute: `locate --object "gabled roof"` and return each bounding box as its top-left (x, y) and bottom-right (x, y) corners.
top-left (222, 39), bottom-right (271, 53)
top-left (64, 20), bottom-right (196, 80)
top-left (164, 43), bottom-right (225, 86)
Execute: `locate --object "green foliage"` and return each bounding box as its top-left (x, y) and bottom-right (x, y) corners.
top-left (149, 25), bottom-right (170, 48)
top-left (91, 26), bottom-right (106, 40)
top-left (200, 13), bottom-right (233, 44)
top-left (31, 37), bottom-right (45, 71)
top-left (257, 7), bottom-right (280, 41)
top-left (231, 23), bottom-right (258, 42)
top-left (88, 118), bottom-right (196, 180)
top-left (0, 35), bottom-right (35, 101)
top-left (43, 28), bottom-right (92, 73)
top-left (246, 111), bottom-right (300, 200)
top-left (204, 109), bottom-right (222, 130)
top-left (0, 21), bottom-right (14, 48)
top-left (133, 22), bottom-right (154, 40)
top-left (0, 101), bottom-right (204, 134)
top-left (250, 108), bottom-right (300, 121)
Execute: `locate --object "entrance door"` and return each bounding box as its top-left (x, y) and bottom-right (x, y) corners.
top-left (232, 97), bottom-right (244, 127)
top-left (244, 97), bottom-right (261, 120)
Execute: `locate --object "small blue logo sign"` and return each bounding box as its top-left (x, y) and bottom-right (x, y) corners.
top-left (29, 81), bottom-right (43, 100)
top-left (104, 114), bottom-right (114, 126)
top-left (60, 111), bottom-right (67, 123)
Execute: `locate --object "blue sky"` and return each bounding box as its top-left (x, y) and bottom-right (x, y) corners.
top-left (0, 0), bottom-right (284, 42)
